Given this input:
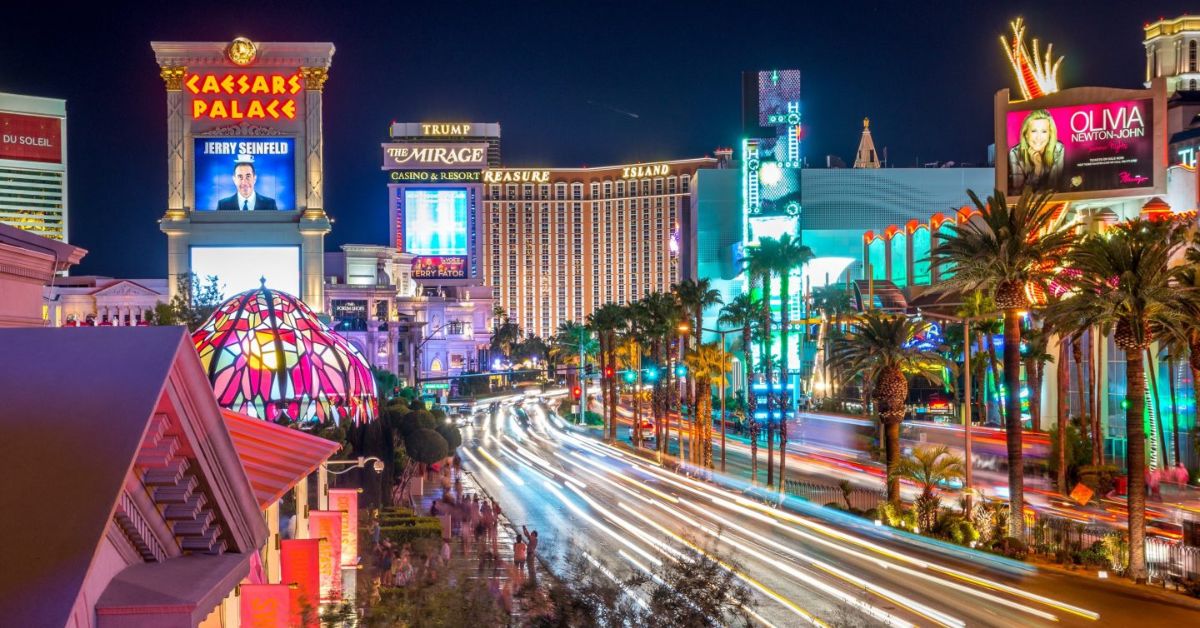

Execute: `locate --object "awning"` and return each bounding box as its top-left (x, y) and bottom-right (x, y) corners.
top-left (96, 553), bottom-right (250, 628)
top-left (222, 410), bottom-right (341, 509)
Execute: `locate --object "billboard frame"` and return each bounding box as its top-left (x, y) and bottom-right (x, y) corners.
top-left (995, 79), bottom-right (1168, 203)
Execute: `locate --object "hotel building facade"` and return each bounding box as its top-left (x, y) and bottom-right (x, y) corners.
top-left (0, 92), bottom-right (67, 241)
top-left (480, 160), bottom-right (716, 338)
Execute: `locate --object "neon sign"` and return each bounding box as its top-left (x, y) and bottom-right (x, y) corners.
top-left (382, 143), bottom-right (488, 169)
top-left (1178, 147), bottom-right (1196, 168)
top-left (621, 163), bottom-right (670, 178)
top-left (483, 169), bottom-right (550, 183)
top-left (186, 72), bottom-right (302, 120)
top-left (421, 123), bottom-right (473, 136)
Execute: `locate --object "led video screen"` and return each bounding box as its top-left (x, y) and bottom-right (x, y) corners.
top-left (404, 189), bottom-right (468, 256)
top-left (193, 137), bottom-right (296, 211)
top-left (1005, 99), bottom-right (1154, 196)
top-left (189, 246), bottom-right (300, 296)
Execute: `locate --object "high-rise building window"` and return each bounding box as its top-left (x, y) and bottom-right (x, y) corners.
top-left (1191, 40), bottom-right (1198, 72)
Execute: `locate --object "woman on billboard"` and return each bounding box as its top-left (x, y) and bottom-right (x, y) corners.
top-left (1008, 109), bottom-right (1064, 193)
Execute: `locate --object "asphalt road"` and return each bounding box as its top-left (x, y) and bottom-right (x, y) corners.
top-left (458, 398), bottom-right (1200, 627)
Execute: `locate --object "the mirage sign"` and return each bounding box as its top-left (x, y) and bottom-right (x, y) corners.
top-left (382, 143), bottom-right (488, 170)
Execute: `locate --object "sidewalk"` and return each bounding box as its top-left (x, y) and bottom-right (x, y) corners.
top-left (411, 465), bottom-right (542, 619)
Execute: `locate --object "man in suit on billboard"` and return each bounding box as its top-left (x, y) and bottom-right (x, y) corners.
top-left (217, 156), bottom-right (278, 211)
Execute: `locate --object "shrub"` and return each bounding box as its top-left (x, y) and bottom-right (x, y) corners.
top-left (399, 410), bottom-right (437, 437)
top-left (1101, 532), bottom-right (1129, 574)
top-left (1077, 465), bottom-right (1120, 496)
top-left (405, 428), bottom-right (449, 465)
top-left (914, 493), bottom-right (941, 533)
top-left (933, 512), bottom-right (979, 546)
top-left (381, 520), bottom-right (442, 545)
top-left (1048, 423), bottom-right (1092, 489)
top-left (435, 423), bottom-right (463, 452)
top-left (992, 537), bottom-right (1028, 560)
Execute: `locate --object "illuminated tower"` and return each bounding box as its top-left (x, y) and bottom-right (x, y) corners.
top-left (853, 118), bottom-right (881, 169)
top-left (1144, 15), bottom-right (1200, 95)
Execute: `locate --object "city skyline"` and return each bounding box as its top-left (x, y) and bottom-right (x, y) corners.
top-left (0, 0), bottom-right (1191, 277)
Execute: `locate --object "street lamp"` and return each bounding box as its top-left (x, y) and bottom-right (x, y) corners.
top-left (702, 326), bottom-right (741, 473)
top-left (318, 456), bottom-right (386, 510)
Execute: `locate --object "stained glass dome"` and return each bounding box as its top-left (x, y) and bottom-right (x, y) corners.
top-left (192, 284), bottom-right (378, 424)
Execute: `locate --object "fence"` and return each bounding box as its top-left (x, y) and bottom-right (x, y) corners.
top-left (783, 479), bottom-right (886, 512)
top-left (1023, 511), bottom-right (1200, 582)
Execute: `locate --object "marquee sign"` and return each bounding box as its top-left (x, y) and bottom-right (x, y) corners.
top-left (622, 163), bottom-right (670, 178)
top-left (186, 72), bottom-right (303, 120)
top-left (382, 143), bottom-right (488, 170)
top-left (390, 170), bottom-right (481, 182)
top-left (483, 169), bottom-right (550, 184)
top-left (0, 112), bottom-right (62, 163)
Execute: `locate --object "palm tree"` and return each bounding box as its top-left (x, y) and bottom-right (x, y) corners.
top-left (745, 239), bottom-right (780, 486)
top-left (684, 343), bottom-right (732, 468)
top-left (930, 188), bottom-right (1073, 537)
top-left (719, 293), bottom-right (759, 477)
top-left (831, 310), bottom-right (955, 502)
top-left (672, 278), bottom-right (724, 438)
top-left (620, 303), bottom-right (649, 448)
top-left (772, 233), bottom-right (815, 489)
top-left (897, 445), bottom-right (966, 532)
top-left (589, 303), bottom-right (627, 441)
top-left (641, 292), bottom-right (684, 457)
top-left (811, 285), bottom-right (854, 402)
top-left (1021, 319), bottom-right (1055, 433)
top-left (957, 291), bottom-right (1001, 424)
top-left (552, 319), bottom-right (597, 423)
top-left (1050, 218), bottom-right (1187, 582)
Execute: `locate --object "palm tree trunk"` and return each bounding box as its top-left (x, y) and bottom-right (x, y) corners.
top-left (1025, 357), bottom-right (1041, 432)
top-left (1072, 335), bottom-right (1088, 442)
top-left (977, 336), bottom-right (990, 423)
top-left (884, 419), bottom-right (901, 503)
top-left (1126, 348), bottom-right (1148, 582)
top-left (1003, 309), bottom-right (1025, 539)
top-left (1146, 348), bottom-right (1168, 470)
top-left (1057, 341), bottom-right (1070, 494)
top-left (1089, 330), bottom-right (1102, 465)
top-left (779, 273), bottom-right (791, 491)
top-left (1168, 358), bottom-right (1180, 468)
top-left (761, 273), bottom-right (776, 489)
top-left (745, 327), bottom-right (758, 485)
top-left (988, 340), bottom-right (1005, 424)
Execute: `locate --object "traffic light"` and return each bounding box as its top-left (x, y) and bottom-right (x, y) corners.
top-left (623, 370), bottom-right (637, 384)
top-left (644, 366), bottom-right (659, 382)
top-left (604, 365), bottom-right (614, 379)
top-left (573, 385), bottom-right (582, 400)
top-left (585, 363), bottom-right (594, 376)
top-left (675, 364), bottom-right (688, 378)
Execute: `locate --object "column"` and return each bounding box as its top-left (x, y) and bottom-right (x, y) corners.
top-left (265, 502), bottom-right (280, 582)
top-left (300, 67), bottom-right (328, 212)
top-left (294, 476), bottom-right (309, 540)
top-left (1041, 334), bottom-right (1060, 432)
top-left (159, 65), bottom-right (190, 302)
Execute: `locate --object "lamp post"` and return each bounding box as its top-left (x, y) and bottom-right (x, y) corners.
top-left (701, 326), bottom-right (740, 473)
top-left (317, 456), bottom-right (386, 510)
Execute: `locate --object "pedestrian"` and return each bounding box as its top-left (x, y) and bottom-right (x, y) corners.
top-left (513, 535), bottom-right (527, 571)
top-left (430, 499), bottom-right (440, 516)
top-left (521, 525), bottom-right (538, 560)
top-left (441, 539), bottom-right (452, 563)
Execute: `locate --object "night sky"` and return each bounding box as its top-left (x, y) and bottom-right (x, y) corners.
top-left (1, 0), bottom-right (1193, 277)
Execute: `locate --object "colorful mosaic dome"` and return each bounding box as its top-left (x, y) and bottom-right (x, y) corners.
top-left (192, 284), bottom-right (378, 425)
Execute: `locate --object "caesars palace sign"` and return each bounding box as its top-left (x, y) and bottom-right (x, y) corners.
top-left (186, 72), bottom-right (303, 120)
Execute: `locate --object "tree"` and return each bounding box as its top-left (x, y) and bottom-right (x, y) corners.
top-left (435, 423), bottom-right (462, 452)
top-left (672, 278), bottom-right (724, 443)
top-left (831, 310), bottom-right (955, 502)
top-left (897, 445), bottom-right (966, 532)
top-left (719, 293), bottom-right (759, 476)
top-left (811, 284), bottom-right (854, 403)
top-left (156, 272), bottom-right (225, 330)
top-left (684, 342), bottom-right (732, 468)
top-left (372, 366), bottom-right (401, 402)
top-left (1050, 218), bottom-right (1188, 582)
top-left (745, 239), bottom-right (780, 486)
top-left (405, 428), bottom-right (449, 465)
top-left (930, 188), bottom-right (1073, 538)
top-left (770, 233), bottom-right (815, 489)
top-left (640, 292), bottom-right (684, 456)
top-left (589, 304), bottom-right (627, 441)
